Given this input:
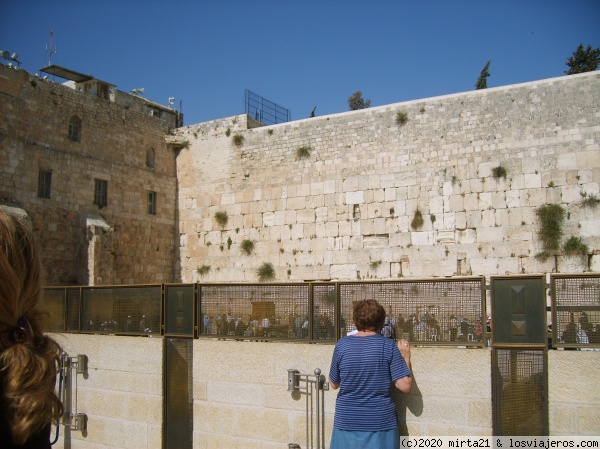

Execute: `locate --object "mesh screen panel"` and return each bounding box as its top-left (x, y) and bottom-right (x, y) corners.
top-left (551, 274), bottom-right (600, 347)
top-left (165, 285), bottom-right (195, 337)
top-left (493, 349), bottom-right (547, 435)
top-left (312, 283), bottom-right (337, 341)
top-left (165, 338), bottom-right (193, 449)
top-left (81, 286), bottom-right (161, 334)
top-left (199, 284), bottom-right (309, 340)
top-left (42, 288), bottom-right (65, 332)
top-left (339, 279), bottom-right (484, 343)
top-left (66, 288), bottom-right (80, 332)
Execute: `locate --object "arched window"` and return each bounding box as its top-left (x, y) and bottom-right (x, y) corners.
top-left (68, 115), bottom-right (81, 142)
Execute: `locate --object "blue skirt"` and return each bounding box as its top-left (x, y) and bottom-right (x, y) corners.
top-left (330, 426), bottom-right (399, 449)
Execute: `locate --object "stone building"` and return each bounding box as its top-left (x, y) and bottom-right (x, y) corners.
top-left (1, 62), bottom-right (598, 286)
top-left (0, 63), bottom-right (181, 285)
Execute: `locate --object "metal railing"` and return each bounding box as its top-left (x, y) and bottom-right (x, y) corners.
top-left (42, 278), bottom-right (487, 346)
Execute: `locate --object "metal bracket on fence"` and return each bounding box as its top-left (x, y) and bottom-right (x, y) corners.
top-left (287, 368), bottom-right (329, 449)
top-left (61, 353), bottom-right (88, 433)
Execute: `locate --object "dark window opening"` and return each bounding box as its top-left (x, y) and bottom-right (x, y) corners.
top-left (94, 179), bottom-right (108, 207)
top-left (38, 169), bottom-right (52, 199)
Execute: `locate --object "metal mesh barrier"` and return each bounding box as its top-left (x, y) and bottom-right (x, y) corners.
top-left (165, 338), bottom-right (193, 449)
top-left (80, 285), bottom-right (162, 334)
top-left (199, 284), bottom-right (309, 340)
top-left (339, 279), bottom-right (485, 344)
top-left (493, 349), bottom-right (547, 435)
top-left (551, 274), bottom-right (600, 348)
top-left (66, 288), bottom-right (81, 332)
top-left (42, 288), bottom-right (66, 332)
top-left (312, 283), bottom-right (337, 342)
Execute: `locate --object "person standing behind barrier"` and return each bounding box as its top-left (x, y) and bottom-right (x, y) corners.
top-left (328, 299), bottom-right (412, 449)
top-left (0, 210), bottom-right (63, 448)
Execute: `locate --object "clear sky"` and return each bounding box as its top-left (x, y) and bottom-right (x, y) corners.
top-left (1, 0), bottom-right (599, 126)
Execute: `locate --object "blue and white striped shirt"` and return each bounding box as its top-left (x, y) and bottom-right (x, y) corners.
top-left (329, 333), bottom-right (410, 431)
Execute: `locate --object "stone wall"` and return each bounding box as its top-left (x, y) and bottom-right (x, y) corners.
top-left (175, 72), bottom-right (599, 283)
top-left (50, 334), bottom-right (600, 448)
top-left (50, 334), bottom-right (163, 449)
top-left (0, 64), bottom-right (178, 285)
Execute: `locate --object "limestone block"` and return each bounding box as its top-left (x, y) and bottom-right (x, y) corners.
top-left (477, 226), bottom-right (504, 243)
top-left (464, 193), bottom-right (479, 211)
top-left (481, 210), bottom-right (496, 227)
top-left (411, 231), bottom-right (434, 246)
top-left (342, 176), bottom-right (359, 191)
top-left (561, 184), bottom-right (582, 203)
top-left (330, 264), bottom-right (357, 279)
top-left (345, 190), bottom-right (364, 204)
top-left (296, 208), bottom-right (315, 224)
top-left (449, 194), bottom-right (464, 212)
top-left (263, 211), bottom-right (275, 227)
top-left (470, 257), bottom-right (498, 275)
top-left (524, 172), bottom-right (542, 188)
top-left (479, 192), bottom-right (493, 210)
top-left (576, 149), bottom-right (600, 170)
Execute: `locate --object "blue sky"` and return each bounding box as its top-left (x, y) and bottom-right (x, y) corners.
top-left (1, 0), bottom-right (599, 125)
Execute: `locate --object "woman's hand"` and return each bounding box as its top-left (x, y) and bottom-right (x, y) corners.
top-left (398, 339), bottom-right (411, 361)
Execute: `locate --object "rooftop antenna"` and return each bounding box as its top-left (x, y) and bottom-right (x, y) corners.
top-left (45, 29), bottom-right (57, 65)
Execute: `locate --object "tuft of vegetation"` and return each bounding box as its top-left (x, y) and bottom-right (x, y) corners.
top-left (214, 211), bottom-right (228, 228)
top-left (197, 265), bottom-right (211, 276)
top-left (225, 128), bottom-right (231, 137)
top-left (563, 237), bottom-right (589, 256)
top-left (227, 236), bottom-right (232, 250)
top-left (536, 203), bottom-right (565, 256)
top-left (240, 239), bottom-right (255, 255)
top-left (581, 193), bottom-right (600, 208)
top-left (256, 262), bottom-right (275, 281)
top-left (268, 129), bottom-right (273, 135)
top-left (411, 208), bottom-right (424, 230)
top-left (395, 111), bottom-right (409, 126)
top-left (30, 79), bottom-right (37, 88)
top-left (232, 134), bottom-right (244, 146)
top-left (369, 260), bottom-right (382, 270)
top-left (296, 145), bottom-right (311, 159)
top-left (430, 214), bottom-right (436, 224)
top-left (492, 165), bottom-right (507, 179)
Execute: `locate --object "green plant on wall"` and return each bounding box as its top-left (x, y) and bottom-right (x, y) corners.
top-left (296, 145), bottom-right (311, 159)
top-left (581, 193), bottom-right (600, 208)
top-left (395, 111), bottom-right (409, 126)
top-left (197, 265), bottom-right (211, 276)
top-left (411, 208), bottom-right (424, 230)
top-left (492, 165), bottom-right (507, 179)
top-left (240, 239), bottom-right (255, 255)
top-left (232, 134), bottom-right (244, 146)
top-left (535, 203), bottom-right (565, 259)
top-left (563, 237), bottom-right (588, 256)
top-left (256, 262), bottom-right (275, 281)
top-left (225, 128), bottom-right (231, 137)
top-left (227, 236), bottom-right (232, 250)
top-left (369, 260), bottom-right (382, 270)
top-left (214, 211), bottom-right (228, 228)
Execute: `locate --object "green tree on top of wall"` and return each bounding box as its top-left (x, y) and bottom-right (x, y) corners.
top-left (475, 60), bottom-right (491, 90)
top-left (348, 91), bottom-right (371, 110)
top-left (565, 44), bottom-right (600, 74)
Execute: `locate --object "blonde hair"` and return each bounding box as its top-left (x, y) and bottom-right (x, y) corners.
top-left (0, 209), bottom-right (63, 445)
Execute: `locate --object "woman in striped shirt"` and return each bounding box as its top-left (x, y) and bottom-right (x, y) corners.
top-left (329, 299), bottom-right (412, 449)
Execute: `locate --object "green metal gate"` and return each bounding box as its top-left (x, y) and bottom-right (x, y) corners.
top-left (490, 275), bottom-right (548, 435)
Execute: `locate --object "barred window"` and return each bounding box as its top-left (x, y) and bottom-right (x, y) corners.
top-left (148, 191), bottom-right (157, 215)
top-left (68, 116), bottom-right (81, 142)
top-left (38, 169), bottom-right (52, 199)
top-left (94, 179), bottom-right (108, 207)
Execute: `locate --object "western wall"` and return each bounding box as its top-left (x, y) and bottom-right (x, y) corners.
top-left (174, 71), bottom-right (599, 284)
